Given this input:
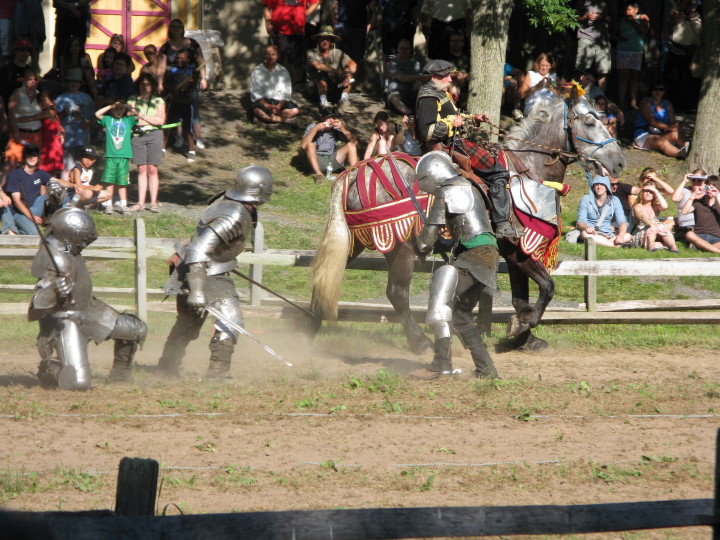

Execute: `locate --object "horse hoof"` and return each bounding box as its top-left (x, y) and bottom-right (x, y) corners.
top-left (505, 316), bottom-right (529, 338)
top-left (524, 334), bottom-right (549, 352)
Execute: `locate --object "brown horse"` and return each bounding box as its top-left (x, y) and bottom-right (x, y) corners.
top-left (310, 93), bottom-right (625, 353)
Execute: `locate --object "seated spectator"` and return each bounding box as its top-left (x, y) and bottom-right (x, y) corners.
top-left (301, 113), bottom-right (357, 184)
top-left (518, 53), bottom-right (558, 116)
top-left (97, 34), bottom-right (134, 75)
top-left (55, 68), bottom-right (95, 181)
top-left (250, 45), bottom-right (300, 125)
top-left (385, 38), bottom-right (422, 115)
top-left (576, 175), bottom-right (632, 247)
top-left (0, 144), bottom-right (52, 235)
top-left (64, 146), bottom-right (111, 209)
top-left (627, 168), bottom-right (674, 209)
top-left (632, 180), bottom-right (679, 252)
top-left (671, 170), bottom-right (718, 252)
top-left (306, 26), bottom-right (357, 114)
top-left (162, 48), bottom-right (198, 162)
top-left (395, 114), bottom-right (422, 157)
top-left (593, 95), bottom-right (618, 138)
top-left (98, 52), bottom-right (135, 106)
top-left (364, 111), bottom-right (398, 160)
top-left (633, 83), bottom-right (687, 159)
top-left (680, 175), bottom-right (720, 253)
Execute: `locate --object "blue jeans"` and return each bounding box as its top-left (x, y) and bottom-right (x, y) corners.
top-left (2, 195), bottom-right (46, 235)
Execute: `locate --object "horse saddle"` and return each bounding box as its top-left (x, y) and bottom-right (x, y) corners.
top-left (426, 142), bottom-right (489, 194)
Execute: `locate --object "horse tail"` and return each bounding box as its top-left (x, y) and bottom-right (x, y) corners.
top-left (310, 179), bottom-right (351, 321)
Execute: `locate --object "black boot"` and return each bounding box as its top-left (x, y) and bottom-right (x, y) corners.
top-left (409, 337), bottom-right (453, 380)
top-left (207, 338), bottom-right (234, 381)
top-left (458, 327), bottom-right (499, 379)
top-left (156, 317), bottom-right (198, 378)
top-left (109, 339), bottom-right (137, 383)
top-left (480, 169), bottom-right (524, 239)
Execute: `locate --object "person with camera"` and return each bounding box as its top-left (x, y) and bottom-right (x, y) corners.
top-left (301, 113), bottom-right (357, 184)
top-left (680, 174), bottom-right (720, 253)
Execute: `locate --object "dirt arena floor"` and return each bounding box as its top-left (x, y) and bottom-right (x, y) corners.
top-left (0, 323), bottom-right (717, 538)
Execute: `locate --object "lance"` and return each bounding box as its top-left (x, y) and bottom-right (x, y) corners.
top-left (230, 269), bottom-right (315, 319)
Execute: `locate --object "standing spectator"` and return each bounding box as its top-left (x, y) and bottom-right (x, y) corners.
top-left (13, 0), bottom-right (45, 70)
top-left (96, 34), bottom-right (134, 75)
top-left (163, 48), bottom-right (197, 162)
top-left (377, 0), bottom-right (418, 63)
top-left (1, 144), bottom-right (49, 234)
top-left (301, 113), bottom-right (357, 184)
top-left (58, 36), bottom-right (96, 100)
top-left (0, 38), bottom-right (32, 109)
top-left (576, 175), bottom-right (632, 247)
top-left (250, 44), bottom-right (300, 125)
top-left (385, 38), bottom-right (422, 115)
top-left (333, 0), bottom-right (376, 83)
top-left (36, 92), bottom-right (64, 176)
top-left (364, 110), bottom-right (397, 159)
top-left (158, 19), bottom-right (208, 150)
top-left (306, 26), bottom-right (357, 114)
top-left (574, 1), bottom-right (612, 93)
top-left (55, 68), bottom-right (94, 181)
top-left (673, 171), bottom-right (720, 253)
top-left (127, 73), bottom-right (166, 212)
top-left (420, 0), bottom-right (469, 60)
top-left (632, 181), bottom-right (679, 252)
top-left (614, 1), bottom-right (649, 110)
top-left (665, 0), bottom-right (702, 113)
top-left (632, 83), bottom-right (687, 159)
top-left (593, 95), bottom-right (618, 137)
top-left (0, 0), bottom-right (17, 66)
top-left (5, 66), bottom-right (41, 164)
top-left (95, 98), bottom-right (137, 215)
top-left (140, 44), bottom-right (165, 82)
top-left (503, 62), bottom-right (523, 118)
top-left (52, 0), bottom-right (90, 69)
top-left (98, 52), bottom-right (134, 105)
top-left (263, 0), bottom-right (320, 86)
top-left (680, 176), bottom-right (720, 252)
top-left (94, 46), bottom-right (117, 95)
top-left (445, 30), bottom-right (470, 106)
top-left (518, 53), bottom-right (558, 116)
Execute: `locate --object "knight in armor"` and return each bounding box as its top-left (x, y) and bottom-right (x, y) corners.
top-left (409, 152), bottom-right (500, 381)
top-left (415, 59), bottom-right (524, 240)
top-left (156, 166), bottom-right (273, 380)
top-left (29, 208), bottom-right (148, 389)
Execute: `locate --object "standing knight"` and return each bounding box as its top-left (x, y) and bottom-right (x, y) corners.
top-left (409, 152), bottom-right (500, 380)
top-left (156, 166), bottom-right (273, 380)
top-left (415, 59), bottom-right (524, 240)
top-left (29, 208), bottom-right (148, 389)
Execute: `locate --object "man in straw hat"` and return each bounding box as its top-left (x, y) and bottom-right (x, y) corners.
top-left (306, 25), bottom-right (357, 114)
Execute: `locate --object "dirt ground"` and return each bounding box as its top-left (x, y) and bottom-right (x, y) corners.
top-left (0, 326), bottom-right (718, 538)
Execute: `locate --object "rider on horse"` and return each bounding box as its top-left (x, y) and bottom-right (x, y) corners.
top-left (415, 59), bottom-right (524, 240)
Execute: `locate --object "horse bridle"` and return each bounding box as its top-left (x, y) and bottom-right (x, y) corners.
top-left (563, 98), bottom-right (617, 178)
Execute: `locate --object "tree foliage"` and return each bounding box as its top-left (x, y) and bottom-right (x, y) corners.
top-left (522, 0), bottom-right (580, 33)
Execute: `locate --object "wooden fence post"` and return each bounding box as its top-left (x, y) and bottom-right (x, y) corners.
top-left (714, 428), bottom-right (720, 540)
top-left (584, 238), bottom-right (596, 312)
top-left (115, 457), bottom-right (158, 516)
top-left (250, 222), bottom-right (264, 306)
top-left (134, 218), bottom-right (147, 322)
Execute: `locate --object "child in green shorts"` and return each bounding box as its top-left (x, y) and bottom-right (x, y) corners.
top-left (95, 98), bottom-right (138, 215)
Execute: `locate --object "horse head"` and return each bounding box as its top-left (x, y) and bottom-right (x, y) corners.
top-left (564, 93), bottom-right (625, 178)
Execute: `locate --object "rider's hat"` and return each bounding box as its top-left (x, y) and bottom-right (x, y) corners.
top-left (422, 59), bottom-right (453, 78)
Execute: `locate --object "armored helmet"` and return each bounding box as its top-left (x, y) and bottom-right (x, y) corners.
top-left (48, 208), bottom-right (98, 253)
top-left (416, 151), bottom-right (459, 195)
top-left (227, 166), bottom-right (273, 204)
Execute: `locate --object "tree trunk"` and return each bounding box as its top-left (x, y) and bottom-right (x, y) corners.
top-left (467, 0), bottom-right (514, 129)
top-left (688, 0), bottom-right (720, 173)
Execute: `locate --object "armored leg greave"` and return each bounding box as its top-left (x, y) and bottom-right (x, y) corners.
top-left (157, 315), bottom-right (203, 377)
top-left (109, 339), bottom-right (137, 383)
top-left (458, 327), bottom-right (498, 379)
top-left (429, 336), bottom-right (453, 373)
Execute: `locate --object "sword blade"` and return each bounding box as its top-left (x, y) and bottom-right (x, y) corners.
top-left (205, 305), bottom-right (292, 367)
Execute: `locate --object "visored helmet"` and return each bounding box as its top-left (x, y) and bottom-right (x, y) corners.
top-left (227, 166), bottom-right (273, 204)
top-left (48, 208), bottom-right (98, 254)
top-left (416, 151), bottom-right (459, 195)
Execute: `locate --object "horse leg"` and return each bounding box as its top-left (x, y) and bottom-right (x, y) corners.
top-left (502, 242), bottom-right (554, 351)
top-left (385, 241), bottom-right (433, 355)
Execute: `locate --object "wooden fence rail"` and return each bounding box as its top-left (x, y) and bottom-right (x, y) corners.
top-left (1, 219), bottom-right (719, 323)
top-left (2, 429), bottom-right (720, 539)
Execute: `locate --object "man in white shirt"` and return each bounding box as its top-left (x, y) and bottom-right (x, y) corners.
top-left (250, 45), bottom-right (300, 124)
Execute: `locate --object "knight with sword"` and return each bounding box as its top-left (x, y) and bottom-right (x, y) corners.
top-left (156, 165), bottom-right (280, 380)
